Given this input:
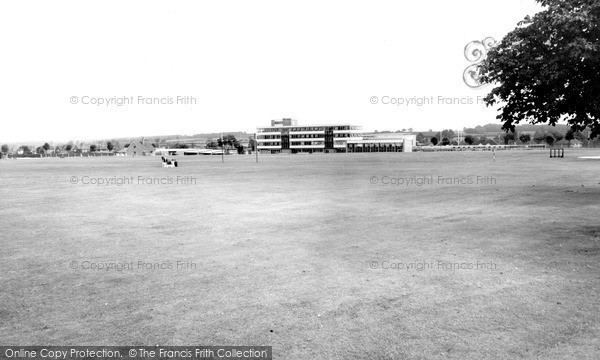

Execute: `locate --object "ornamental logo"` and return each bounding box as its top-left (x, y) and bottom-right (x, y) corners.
top-left (463, 37), bottom-right (497, 88)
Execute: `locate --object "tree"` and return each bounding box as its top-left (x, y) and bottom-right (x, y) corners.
top-left (106, 141), bottom-right (114, 151)
top-left (416, 133), bottom-right (426, 144)
top-left (218, 135), bottom-right (240, 152)
top-left (565, 128), bottom-right (586, 145)
top-left (205, 140), bottom-right (218, 149)
top-left (464, 135), bottom-right (474, 145)
top-left (545, 135), bottom-right (555, 146)
top-left (65, 144), bottom-right (73, 152)
top-left (565, 129), bottom-right (575, 141)
top-left (19, 145), bottom-right (32, 155)
top-left (519, 134), bottom-right (531, 144)
top-left (441, 137), bottom-right (450, 146)
top-left (42, 142), bottom-right (50, 151)
top-left (236, 144), bottom-right (245, 154)
top-left (248, 137), bottom-right (257, 152)
top-left (89, 144), bottom-right (97, 152)
top-left (1, 144), bottom-right (8, 154)
top-left (552, 131), bottom-right (564, 142)
top-left (430, 137), bottom-right (438, 146)
top-left (503, 132), bottom-right (516, 145)
top-left (441, 129), bottom-right (455, 140)
top-left (534, 130), bottom-right (547, 144)
top-left (480, 0), bottom-right (600, 138)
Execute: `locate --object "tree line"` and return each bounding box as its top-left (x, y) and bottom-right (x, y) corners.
top-left (416, 127), bottom-right (598, 147)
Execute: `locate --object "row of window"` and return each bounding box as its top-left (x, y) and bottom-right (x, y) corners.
top-left (333, 133), bottom-right (361, 138)
top-left (258, 133), bottom-right (361, 139)
top-left (258, 143), bottom-right (280, 147)
top-left (291, 141), bottom-right (324, 146)
top-left (257, 126), bottom-right (359, 132)
top-left (348, 143), bottom-right (404, 147)
top-left (291, 134), bottom-right (324, 139)
top-left (290, 127), bottom-right (324, 131)
top-left (288, 126), bottom-right (358, 131)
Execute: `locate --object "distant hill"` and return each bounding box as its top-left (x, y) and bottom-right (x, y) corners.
top-left (4, 124), bottom-right (592, 149)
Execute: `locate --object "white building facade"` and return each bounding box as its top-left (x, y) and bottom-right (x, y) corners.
top-left (346, 133), bottom-right (417, 153)
top-left (256, 119), bottom-right (363, 154)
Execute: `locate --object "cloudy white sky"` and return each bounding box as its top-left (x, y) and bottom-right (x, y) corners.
top-left (0, 0), bottom-right (543, 143)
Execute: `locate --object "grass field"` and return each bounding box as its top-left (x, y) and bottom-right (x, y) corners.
top-left (1, 150), bottom-right (600, 359)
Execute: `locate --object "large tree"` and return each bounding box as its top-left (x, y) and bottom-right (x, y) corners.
top-left (218, 135), bottom-right (240, 150)
top-left (503, 132), bottom-right (516, 145)
top-left (519, 133), bottom-right (532, 143)
top-left (441, 129), bottom-right (456, 140)
top-left (480, 0), bottom-right (600, 137)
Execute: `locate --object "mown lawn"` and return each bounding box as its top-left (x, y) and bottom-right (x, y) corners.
top-left (1, 150), bottom-right (599, 359)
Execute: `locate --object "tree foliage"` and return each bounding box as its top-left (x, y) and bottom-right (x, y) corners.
top-left (248, 137), bottom-right (257, 151)
top-left (503, 132), bottom-right (516, 144)
top-left (441, 129), bottom-right (456, 139)
top-left (519, 133), bottom-right (532, 143)
top-left (218, 135), bottom-right (240, 149)
top-left (480, 0), bottom-right (600, 137)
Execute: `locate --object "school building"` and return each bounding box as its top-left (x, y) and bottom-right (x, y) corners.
top-left (256, 119), bottom-right (416, 153)
top-left (256, 119), bottom-right (363, 153)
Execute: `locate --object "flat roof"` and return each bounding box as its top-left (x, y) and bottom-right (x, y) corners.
top-left (347, 139), bottom-right (406, 144)
top-left (258, 124), bottom-right (360, 128)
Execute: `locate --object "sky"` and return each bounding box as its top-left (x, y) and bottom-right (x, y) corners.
top-left (0, 0), bottom-right (543, 144)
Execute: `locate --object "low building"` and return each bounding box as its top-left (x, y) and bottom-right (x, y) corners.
top-left (256, 118), bottom-right (363, 154)
top-left (346, 132), bottom-right (417, 153)
top-left (153, 148), bottom-right (223, 156)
